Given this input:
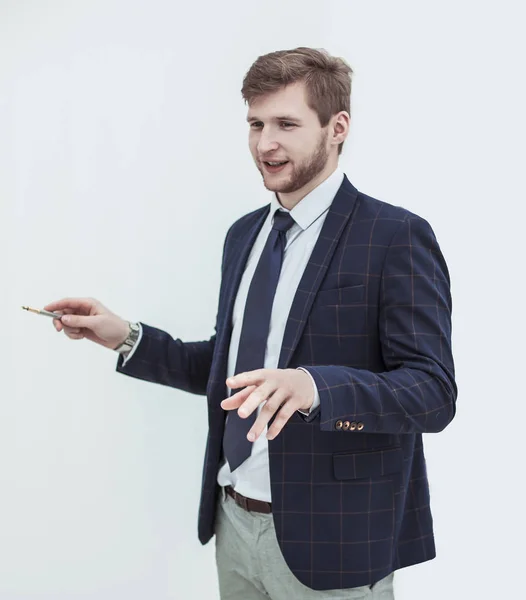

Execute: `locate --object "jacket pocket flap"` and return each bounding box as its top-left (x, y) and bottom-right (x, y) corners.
top-left (315, 284), bottom-right (365, 307)
top-left (333, 447), bottom-right (403, 480)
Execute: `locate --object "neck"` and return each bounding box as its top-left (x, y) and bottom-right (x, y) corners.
top-left (277, 160), bottom-right (339, 211)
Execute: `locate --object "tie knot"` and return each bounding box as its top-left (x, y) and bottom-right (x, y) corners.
top-left (272, 210), bottom-right (295, 233)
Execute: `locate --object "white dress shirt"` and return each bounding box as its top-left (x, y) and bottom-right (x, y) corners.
top-left (123, 167), bottom-right (345, 502)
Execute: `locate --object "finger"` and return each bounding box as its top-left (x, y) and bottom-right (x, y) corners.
top-left (220, 386), bottom-right (256, 411)
top-left (44, 298), bottom-right (96, 313)
top-left (248, 388), bottom-right (288, 441)
top-left (63, 325), bottom-right (82, 335)
top-left (64, 330), bottom-right (85, 340)
top-left (266, 400), bottom-right (299, 440)
top-left (52, 309), bottom-right (71, 331)
top-left (60, 314), bottom-right (97, 328)
top-left (226, 369), bottom-right (268, 390)
top-left (53, 311), bottom-right (64, 331)
top-left (53, 308), bottom-right (78, 331)
top-left (238, 379), bottom-right (278, 419)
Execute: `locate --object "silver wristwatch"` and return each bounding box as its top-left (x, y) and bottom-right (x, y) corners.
top-left (114, 321), bottom-right (140, 354)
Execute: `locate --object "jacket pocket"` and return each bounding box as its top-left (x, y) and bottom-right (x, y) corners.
top-left (314, 284), bottom-right (365, 307)
top-left (333, 446), bottom-right (403, 480)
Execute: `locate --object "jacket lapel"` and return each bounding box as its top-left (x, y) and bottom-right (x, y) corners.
top-left (278, 175), bottom-right (359, 368)
top-left (213, 206), bottom-right (270, 383)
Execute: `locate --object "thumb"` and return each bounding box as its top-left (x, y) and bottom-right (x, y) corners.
top-left (61, 314), bottom-right (96, 328)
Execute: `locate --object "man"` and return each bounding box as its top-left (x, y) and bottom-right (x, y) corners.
top-left (46, 47), bottom-right (456, 599)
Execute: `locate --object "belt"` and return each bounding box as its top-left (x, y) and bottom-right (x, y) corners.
top-left (225, 486), bottom-right (272, 514)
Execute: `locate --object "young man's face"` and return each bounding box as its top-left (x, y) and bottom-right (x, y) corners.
top-left (247, 81), bottom-right (336, 196)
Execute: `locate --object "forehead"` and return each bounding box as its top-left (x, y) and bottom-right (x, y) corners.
top-left (246, 81), bottom-right (317, 122)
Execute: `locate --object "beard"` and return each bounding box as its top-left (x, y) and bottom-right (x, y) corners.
top-left (258, 130), bottom-right (330, 194)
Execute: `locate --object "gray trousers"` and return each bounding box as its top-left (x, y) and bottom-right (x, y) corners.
top-left (215, 488), bottom-right (395, 600)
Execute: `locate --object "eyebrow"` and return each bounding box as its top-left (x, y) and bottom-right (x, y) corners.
top-left (246, 115), bottom-right (302, 123)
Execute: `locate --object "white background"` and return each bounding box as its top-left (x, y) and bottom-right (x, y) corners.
top-left (1, 1), bottom-right (525, 598)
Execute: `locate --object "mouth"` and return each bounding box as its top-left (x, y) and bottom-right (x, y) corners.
top-left (262, 160), bottom-right (289, 174)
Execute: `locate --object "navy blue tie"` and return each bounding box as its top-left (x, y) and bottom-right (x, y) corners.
top-left (223, 209), bottom-right (295, 472)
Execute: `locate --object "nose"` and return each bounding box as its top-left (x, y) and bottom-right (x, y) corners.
top-left (257, 129), bottom-right (279, 156)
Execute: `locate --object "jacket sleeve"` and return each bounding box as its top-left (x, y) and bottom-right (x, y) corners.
top-left (301, 216), bottom-right (457, 434)
top-left (115, 325), bottom-right (215, 396)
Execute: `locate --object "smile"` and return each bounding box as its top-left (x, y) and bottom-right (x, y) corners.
top-left (263, 161), bottom-right (289, 173)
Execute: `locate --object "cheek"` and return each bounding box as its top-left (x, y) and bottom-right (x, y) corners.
top-left (248, 136), bottom-right (258, 156)
top-left (287, 135), bottom-right (310, 156)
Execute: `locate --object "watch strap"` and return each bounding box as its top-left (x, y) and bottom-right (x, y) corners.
top-left (114, 321), bottom-right (140, 354)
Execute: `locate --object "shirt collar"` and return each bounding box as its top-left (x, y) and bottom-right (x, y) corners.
top-left (269, 167), bottom-right (345, 231)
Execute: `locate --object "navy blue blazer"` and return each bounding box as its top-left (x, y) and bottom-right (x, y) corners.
top-left (116, 175), bottom-right (457, 590)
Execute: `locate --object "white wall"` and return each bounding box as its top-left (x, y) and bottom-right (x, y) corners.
top-left (2, 1), bottom-right (524, 598)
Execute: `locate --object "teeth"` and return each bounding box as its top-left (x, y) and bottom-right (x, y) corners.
top-left (267, 161), bottom-right (286, 166)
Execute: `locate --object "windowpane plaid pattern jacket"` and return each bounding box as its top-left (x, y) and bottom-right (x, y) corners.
top-left (117, 176), bottom-right (457, 590)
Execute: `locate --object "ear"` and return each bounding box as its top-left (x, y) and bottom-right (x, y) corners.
top-left (331, 111), bottom-right (350, 148)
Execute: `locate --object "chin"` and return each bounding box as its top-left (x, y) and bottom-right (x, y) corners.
top-left (263, 179), bottom-right (290, 193)
top-left (262, 172), bottom-right (291, 191)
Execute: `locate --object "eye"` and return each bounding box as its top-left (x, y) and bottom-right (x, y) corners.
top-left (249, 121), bottom-right (296, 129)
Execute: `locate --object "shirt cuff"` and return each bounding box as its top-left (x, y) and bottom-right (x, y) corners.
top-left (121, 323), bottom-right (143, 366)
top-left (296, 367), bottom-right (320, 415)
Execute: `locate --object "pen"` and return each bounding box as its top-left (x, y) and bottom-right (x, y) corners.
top-left (22, 306), bottom-right (63, 319)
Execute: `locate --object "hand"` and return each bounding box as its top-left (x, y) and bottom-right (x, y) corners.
top-left (44, 297), bottom-right (130, 350)
top-left (221, 368), bottom-right (314, 441)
